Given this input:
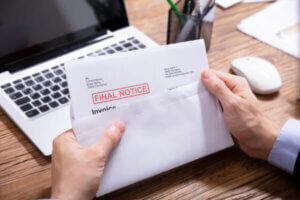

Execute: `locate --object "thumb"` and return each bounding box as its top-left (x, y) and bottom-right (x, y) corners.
top-left (201, 70), bottom-right (235, 105)
top-left (91, 120), bottom-right (126, 158)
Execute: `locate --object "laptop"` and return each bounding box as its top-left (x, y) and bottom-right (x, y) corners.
top-left (0, 0), bottom-right (158, 156)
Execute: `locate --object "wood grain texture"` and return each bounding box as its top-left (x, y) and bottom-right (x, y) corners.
top-left (1, 1), bottom-right (300, 199)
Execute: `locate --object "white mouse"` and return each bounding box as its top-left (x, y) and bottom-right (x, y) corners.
top-left (231, 56), bottom-right (282, 95)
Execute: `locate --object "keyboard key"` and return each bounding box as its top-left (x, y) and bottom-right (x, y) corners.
top-left (58, 97), bottom-right (68, 104)
top-left (53, 77), bottom-right (62, 83)
top-left (20, 103), bottom-right (33, 112)
top-left (60, 81), bottom-right (68, 88)
top-left (32, 100), bottom-right (42, 107)
top-left (30, 93), bottom-right (41, 100)
top-left (61, 88), bottom-right (69, 95)
top-left (106, 49), bottom-right (115, 54)
top-left (97, 52), bottom-right (105, 56)
top-left (25, 109), bottom-right (39, 118)
top-left (23, 76), bottom-right (31, 81)
top-left (138, 44), bottom-right (146, 48)
top-left (1, 83), bottom-right (11, 89)
top-left (35, 76), bottom-right (45, 82)
top-left (49, 101), bottom-right (59, 108)
top-left (4, 87), bottom-right (15, 94)
top-left (33, 73), bottom-right (41, 77)
top-left (13, 79), bottom-right (21, 84)
top-left (23, 88), bottom-right (33, 95)
top-left (41, 88), bottom-right (51, 95)
top-left (54, 69), bottom-right (63, 75)
top-left (39, 105), bottom-right (50, 112)
top-left (78, 56), bottom-right (84, 59)
top-left (52, 66), bottom-right (59, 70)
top-left (123, 43), bottom-right (132, 48)
top-left (87, 53), bottom-right (94, 56)
top-left (128, 47), bottom-right (138, 51)
top-left (115, 46), bottom-right (123, 51)
top-left (41, 96), bottom-right (51, 103)
top-left (33, 84), bottom-right (42, 91)
top-left (61, 74), bottom-right (67, 79)
top-left (128, 37), bottom-right (135, 40)
top-left (25, 80), bottom-right (35, 86)
top-left (133, 39), bottom-right (140, 44)
top-left (45, 73), bottom-right (54, 79)
top-left (119, 40), bottom-right (126, 44)
top-left (42, 80), bottom-right (52, 87)
top-left (42, 69), bottom-right (49, 73)
top-left (51, 92), bottom-right (61, 99)
top-left (15, 97), bottom-right (30, 105)
top-left (111, 43), bottom-right (117, 47)
top-left (9, 92), bottom-right (22, 100)
top-left (15, 84), bottom-right (25, 90)
top-left (50, 85), bottom-right (60, 91)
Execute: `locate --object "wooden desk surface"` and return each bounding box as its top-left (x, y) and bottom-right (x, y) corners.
top-left (1, 1), bottom-right (300, 199)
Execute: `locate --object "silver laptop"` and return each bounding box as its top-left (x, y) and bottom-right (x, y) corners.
top-left (0, 0), bottom-right (158, 156)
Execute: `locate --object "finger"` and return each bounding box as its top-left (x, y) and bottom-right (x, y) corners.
top-left (91, 120), bottom-right (126, 158)
top-left (211, 70), bottom-right (241, 90)
top-left (52, 130), bottom-right (80, 153)
top-left (60, 129), bottom-right (76, 138)
top-left (212, 70), bottom-right (250, 92)
top-left (201, 69), bottom-right (235, 104)
top-left (53, 129), bottom-right (76, 145)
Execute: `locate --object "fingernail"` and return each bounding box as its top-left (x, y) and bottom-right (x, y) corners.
top-left (203, 70), bottom-right (214, 79)
top-left (112, 121), bottom-right (125, 133)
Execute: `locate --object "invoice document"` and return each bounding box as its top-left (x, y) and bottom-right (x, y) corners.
top-left (66, 40), bottom-right (209, 120)
top-left (65, 40), bottom-right (234, 196)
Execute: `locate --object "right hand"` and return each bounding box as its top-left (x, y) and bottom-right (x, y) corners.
top-left (201, 69), bottom-right (281, 160)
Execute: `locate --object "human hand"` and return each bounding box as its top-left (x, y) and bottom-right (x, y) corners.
top-left (201, 69), bottom-right (281, 160)
top-left (51, 120), bottom-right (125, 200)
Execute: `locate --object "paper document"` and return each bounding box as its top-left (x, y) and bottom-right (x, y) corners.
top-left (238, 0), bottom-right (300, 59)
top-left (66, 40), bottom-right (233, 196)
top-left (66, 40), bottom-right (209, 119)
top-left (243, 0), bottom-right (276, 2)
top-left (216, 0), bottom-right (242, 8)
top-left (216, 0), bottom-right (276, 9)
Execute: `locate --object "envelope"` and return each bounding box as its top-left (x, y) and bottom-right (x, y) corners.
top-left (72, 81), bottom-right (234, 197)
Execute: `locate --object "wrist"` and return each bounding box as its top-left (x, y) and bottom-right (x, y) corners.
top-left (51, 193), bottom-right (82, 200)
top-left (51, 188), bottom-right (83, 200)
top-left (259, 117), bottom-right (281, 161)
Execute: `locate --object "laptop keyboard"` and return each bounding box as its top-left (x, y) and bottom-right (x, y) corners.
top-left (1, 37), bottom-right (146, 119)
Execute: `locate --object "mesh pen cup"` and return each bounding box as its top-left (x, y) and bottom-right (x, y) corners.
top-left (167, 2), bottom-right (216, 51)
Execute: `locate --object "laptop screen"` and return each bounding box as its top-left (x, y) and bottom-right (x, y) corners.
top-left (0, 0), bottom-right (129, 73)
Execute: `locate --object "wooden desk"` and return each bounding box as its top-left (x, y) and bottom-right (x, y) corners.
top-left (1, 1), bottom-right (300, 199)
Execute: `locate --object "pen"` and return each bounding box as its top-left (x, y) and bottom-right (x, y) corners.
top-left (167, 0), bottom-right (180, 12)
top-left (176, 0), bottom-right (202, 42)
top-left (166, 0), bottom-right (186, 25)
top-left (187, 0), bottom-right (192, 15)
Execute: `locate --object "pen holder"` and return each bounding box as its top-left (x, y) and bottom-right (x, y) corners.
top-left (167, 1), bottom-right (216, 51)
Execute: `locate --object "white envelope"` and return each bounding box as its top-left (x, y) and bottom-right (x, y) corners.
top-left (72, 81), bottom-right (234, 197)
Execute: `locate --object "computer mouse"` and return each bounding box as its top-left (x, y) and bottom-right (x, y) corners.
top-left (231, 56), bottom-right (282, 95)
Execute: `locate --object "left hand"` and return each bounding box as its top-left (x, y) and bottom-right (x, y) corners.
top-left (51, 120), bottom-right (125, 200)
